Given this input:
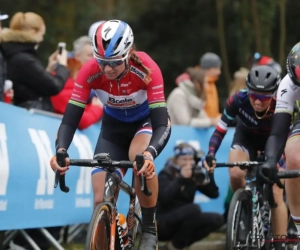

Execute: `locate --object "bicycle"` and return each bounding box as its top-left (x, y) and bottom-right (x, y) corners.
top-left (54, 153), bottom-right (152, 250)
top-left (214, 161), bottom-right (300, 250)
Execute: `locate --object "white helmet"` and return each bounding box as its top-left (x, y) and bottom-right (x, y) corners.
top-left (92, 20), bottom-right (134, 59)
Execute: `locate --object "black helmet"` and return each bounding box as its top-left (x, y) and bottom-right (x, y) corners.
top-left (246, 65), bottom-right (280, 93)
top-left (287, 42), bottom-right (300, 87)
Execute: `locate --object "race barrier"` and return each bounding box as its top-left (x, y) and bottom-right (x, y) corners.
top-left (0, 102), bottom-right (234, 231)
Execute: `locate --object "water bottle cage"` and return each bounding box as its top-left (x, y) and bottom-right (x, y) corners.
top-left (117, 213), bottom-right (132, 249)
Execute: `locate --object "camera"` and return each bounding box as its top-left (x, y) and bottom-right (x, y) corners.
top-left (57, 42), bottom-right (66, 55)
top-left (192, 149), bottom-right (210, 184)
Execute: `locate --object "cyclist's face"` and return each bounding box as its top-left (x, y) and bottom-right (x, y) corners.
top-left (249, 90), bottom-right (273, 112)
top-left (176, 155), bottom-right (195, 168)
top-left (98, 57), bottom-right (127, 80)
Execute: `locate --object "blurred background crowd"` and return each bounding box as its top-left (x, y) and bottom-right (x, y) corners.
top-left (0, 0), bottom-right (298, 249)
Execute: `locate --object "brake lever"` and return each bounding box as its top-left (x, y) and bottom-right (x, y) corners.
top-left (136, 154), bottom-right (152, 196)
top-left (54, 152), bottom-right (70, 193)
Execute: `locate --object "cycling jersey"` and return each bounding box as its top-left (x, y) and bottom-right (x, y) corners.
top-left (56, 51), bottom-right (170, 159)
top-left (71, 51), bottom-right (165, 123)
top-left (265, 74), bottom-right (300, 163)
top-left (208, 89), bottom-right (276, 155)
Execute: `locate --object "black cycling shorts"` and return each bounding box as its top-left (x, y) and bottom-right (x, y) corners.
top-left (92, 112), bottom-right (152, 178)
top-left (230, 124), bottom-right (267, 161)
top-left (287, 118), bottom-right (300, 141)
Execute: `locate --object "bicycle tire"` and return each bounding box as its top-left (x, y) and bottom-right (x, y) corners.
top-left (226, 188), bottom-right (252, 250)
top-left (85, 204), bottom-right (111, 250)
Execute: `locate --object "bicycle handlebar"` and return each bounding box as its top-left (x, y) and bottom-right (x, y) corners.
top-left (215, 161), bottom-right (300, 179)
top-left (54, 153), bottom-right (152, 196)
top-left (215, 161), bottom-right (264, 167)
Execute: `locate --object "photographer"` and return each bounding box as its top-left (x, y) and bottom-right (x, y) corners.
top-left (157, 143), bottom-right (224, 250)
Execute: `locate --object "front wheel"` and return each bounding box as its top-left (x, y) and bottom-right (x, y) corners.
top-left (85, 203), bottom-right (111, 250)
top-left (226, 188), bottom-right (252, 250)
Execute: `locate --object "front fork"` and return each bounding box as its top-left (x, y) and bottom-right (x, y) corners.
top-left (250, 185), bottom-right (265, 248)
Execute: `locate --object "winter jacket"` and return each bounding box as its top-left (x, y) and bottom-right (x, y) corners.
top-left (0, 46), bottom-right (6, 102)
top-left (204, 76), bottom-right (220, 118)
top-left (51, 77), bottom-right (103, 130)
top-left (157, 162), bottom-right (219, 215)
top-left (167, 79), bottom-right (213, 127)
top-left (175, 72), bottom-right (221, 118)
top-left (1, 28), bottom-right (69, 112)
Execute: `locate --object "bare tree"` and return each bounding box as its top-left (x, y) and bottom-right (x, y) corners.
top-left (216, 0), bottom-right (231, 86)
top-left (278, 0), bottom-right (286, 68)
top-left (251, 0), bottom-right (262, 53)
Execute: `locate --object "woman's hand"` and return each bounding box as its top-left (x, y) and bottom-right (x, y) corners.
top-left (57, 48), bottom-right (68, 66)
top-left (204, 154), bottom-right (216, 173)
top-left (50, 149), bottom-right (70, 175)
top-left (46, 51), bottom-right (59, 72)
top-left (135, 151), bottom-right (156, 180)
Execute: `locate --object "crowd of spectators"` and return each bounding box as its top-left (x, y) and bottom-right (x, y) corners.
top-left (0, 9), bottom-right (285, 250)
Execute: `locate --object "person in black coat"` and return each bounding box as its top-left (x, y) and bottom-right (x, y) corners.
top-left (1, 12), bottom-right (69, 112)
top-left (0, 12), bottom-right (9, 102)
top-left (157, 143), bottom-right (224, 250)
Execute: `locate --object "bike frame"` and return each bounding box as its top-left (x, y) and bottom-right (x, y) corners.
top-left (103, 171), bottom-right (138, 249)
top-left (244, 166), bottom-right (265, 248)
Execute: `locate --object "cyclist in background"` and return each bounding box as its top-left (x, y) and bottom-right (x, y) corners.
top-left (259, 42), bottom-right (300, 248)
top-left (50, 20), bottom-right (171, 250)
top-left (204, 65), bottom-right (287, 250)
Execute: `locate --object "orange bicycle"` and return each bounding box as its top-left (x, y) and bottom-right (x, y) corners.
top-left (54, 153), bottom-right (151, 250)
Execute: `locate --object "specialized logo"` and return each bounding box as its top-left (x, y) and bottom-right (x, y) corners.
top-left (0, 123), bottom-right (9, 211)
top-left (104, 27), bottom-right (112, 39)
top-left (28, 128), bottom-right (55, 210)
top-left (130, 66), bottom-right (151, 84)
top-left (107, 96), bottom-right (136, 107)
top-left (73, 134), bottom-right (93, 208)
top-left (87, 72), bottom-right (102, 84)
top-left (281, 89), bottom-right (287, 96)
top-left (105, 177), bottom-right (113, 196)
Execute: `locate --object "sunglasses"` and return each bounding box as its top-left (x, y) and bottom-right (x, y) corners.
top-left (249, 91), bottom-right (274, 102)
top-left (94, 52), bottom-right (129, 68)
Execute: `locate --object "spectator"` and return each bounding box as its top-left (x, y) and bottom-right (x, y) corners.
top-left (228, 67), bottom-right (249, 97)
top-left (51, 36), bottom-right (103, 130)
top-left (199, 52), bottom-right (222, 119)
top-left (252, 52), bottom-right (282, 74)
top-left (157, 142), bottom-right (223, 250)
top-left (167, 67), bottom-right (218, 127)
top-left (175, 52), bottom-right (222, 119)
top-left (88, 20), bottom-right (104, 38)
top-left (0, 11), bottom-right (8, 102)
top-left (0, 12), bottom-right (69, 112)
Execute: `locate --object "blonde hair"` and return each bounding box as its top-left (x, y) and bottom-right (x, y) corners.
top-left (129, 44), bottom-right (151, 75)
top-left (229, 67), bottom-right (249, 96)
top-left (186, 67), bottom-right (206, 100)
top-left (130, 52), bottom-right (151, 75)
top-left (10, 12), bottom-right (45, 32)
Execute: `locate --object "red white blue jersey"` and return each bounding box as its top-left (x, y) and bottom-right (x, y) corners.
top-left (70, 51), bottom-right (166, 122)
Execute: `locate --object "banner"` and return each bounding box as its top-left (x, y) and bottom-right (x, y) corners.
top-left (0, 102), bottom-right (233, 230)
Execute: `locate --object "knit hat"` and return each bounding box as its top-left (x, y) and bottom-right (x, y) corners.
top-left (0, 12), bottom-right (8, 21)
top-left (253, 53), bottom-right (282, 74)
top-left (199, 52), bottom-right (222, 69)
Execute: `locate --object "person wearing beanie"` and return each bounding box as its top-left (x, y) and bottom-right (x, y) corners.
top-left (199, 52), bottom-right (222, 119)
top-left (252, 52), bottom-right (282, 75)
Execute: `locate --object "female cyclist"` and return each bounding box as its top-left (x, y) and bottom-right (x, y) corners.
top-left (50, 20), bottom-right (171, 250)
top-left (205, 65), bottom-right (287, 250)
